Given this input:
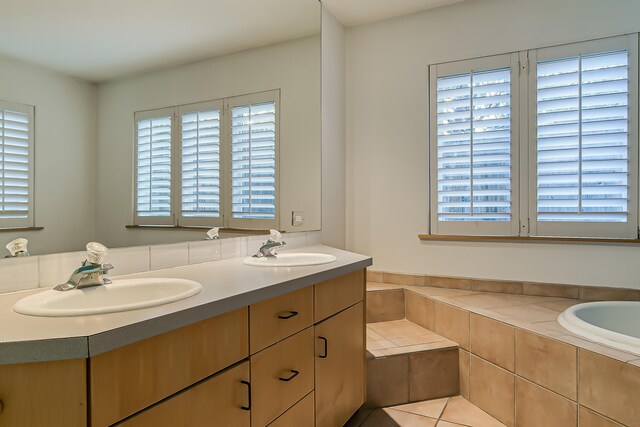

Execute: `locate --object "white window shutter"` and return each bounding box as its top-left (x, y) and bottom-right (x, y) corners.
top-left (178, 100), bottom-right (224, 227)
top-left (227, 90), bottom-right (279, 230)
top-left (430, 54), bottom-right (519, 236)
top-left (0, 100), bottom-right (34, 228)
top-left (529, 35), bottom-right (638, 238)
top-left (134, 108), bottom-right (175, 225)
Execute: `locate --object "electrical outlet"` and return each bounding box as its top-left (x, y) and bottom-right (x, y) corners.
top-left (292, 211), bottom-right (304, 226)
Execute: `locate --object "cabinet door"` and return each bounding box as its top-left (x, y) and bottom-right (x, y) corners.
top-left (118, 361), bottom-right (250, 427)
top-left (0, 359), bottom-right (86, 427)
top-left (315, 302), bottom-right (365, 427)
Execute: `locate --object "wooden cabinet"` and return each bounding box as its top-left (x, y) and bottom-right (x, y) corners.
top-left (250, 286), bottom-right (313, 354)
top-left (0, 359), bottom-right (86, 427)
top-left (315, 302), bottom-right (365, 427)
top-left (267, 392), bottom-right (315, 427)
top-left (251, 327), bottom-right (315, 427)
top-left (2, 268), bottom-right (367, 427)
top-left (90, 307), bottom-right (248, 427)
top-left (118, 361), bottom-right (250, 427)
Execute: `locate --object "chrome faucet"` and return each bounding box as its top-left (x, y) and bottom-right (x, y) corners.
top-left (54, 242), bottom-right (113, 291)
top-left (252, 230), bottom-right (287, 258)
top-left (54, 260), bottom-right (114, 291)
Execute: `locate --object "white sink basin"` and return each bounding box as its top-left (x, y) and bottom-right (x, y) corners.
top-left (13, 278), bottom-right (203, 317)
top-left (243, 253), bottom-right (337, 267)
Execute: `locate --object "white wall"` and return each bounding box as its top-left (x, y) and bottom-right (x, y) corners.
top-left (95, 36), bottom-right (320, 248)
top-left (345, 0), bottom-right (640, 288)
top-left (321, 7), bottom-right (347, 249)
top-left (0, 56), bottom-right (96, 255)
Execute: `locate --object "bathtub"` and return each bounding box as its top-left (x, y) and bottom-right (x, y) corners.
top-left (558, 301), bottom-right (640, 356)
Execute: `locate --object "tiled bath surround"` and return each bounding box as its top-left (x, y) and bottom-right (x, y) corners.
top-left (367, 273), bottom-right (640, 427)
top-left (0, 231), bottom-right (321, 293)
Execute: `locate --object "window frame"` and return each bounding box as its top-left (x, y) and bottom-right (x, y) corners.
top-left (527, 34), bottom-right (639, 239)
top-left (132, 90), bottom-right (280, 230)
top-left (428, 34), bottom-right (640, 240)
top-left (429, 53), bottom-right (521, 237)
top-left (0, 100), bottom-right (35, 229)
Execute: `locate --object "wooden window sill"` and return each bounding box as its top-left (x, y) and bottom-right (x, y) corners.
top-left (126, 225), bottom-right (280, 235)
top-left (0, 226), bottom-right (44, 233)
top-left (418, 234), bottom-right (640, 245)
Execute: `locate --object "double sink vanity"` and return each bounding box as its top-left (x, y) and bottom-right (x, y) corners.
top-left (0, 245), bottom-right (371, 427)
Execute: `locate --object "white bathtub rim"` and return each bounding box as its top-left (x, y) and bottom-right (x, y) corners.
top-left (558, 301), bottom-right (640, 357)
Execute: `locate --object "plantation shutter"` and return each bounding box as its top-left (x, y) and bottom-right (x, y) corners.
top-left (227, 90), bottom-right (279, 229)
top-left (134, 108), bottom-right (174, 225)
top-left (178, 101), bottom-right (223, 227)
top-left (530, 35), bottom-right (638, 238)
top-left (429, 54), bottom-right (519, 236)
top-left (0, 101), bottom-right (34, 228)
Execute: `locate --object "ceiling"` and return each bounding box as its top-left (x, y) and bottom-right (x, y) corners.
top-left (0, 0), bottom-right (320, 82)
top-left (322, 0), bottom-right (468, 27)
top-left (0, 0), bottom-right (467, 83)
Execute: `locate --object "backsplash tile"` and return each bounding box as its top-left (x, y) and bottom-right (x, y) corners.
top-left (221, 236), bottom-right (248, 260)
top-left (306, 231), bottom-right (321, 245)
top-left (188, 240), bottom-right (221, 265)
top-left (105, 246), bottom-right (150, 277)
top-left (284, 232), bottom-right (307, 249)
top-left (149, 243), bottom-right (189, 270)
top-left (247, 234), bottom-right (269, 255)
top-left (39, 251), bottom-right (86, 288)
top-left (0, 256), bottom-right (39, 293)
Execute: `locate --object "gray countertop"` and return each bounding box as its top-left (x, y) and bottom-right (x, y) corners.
top-left (0, 245), bottom-right (372, 364)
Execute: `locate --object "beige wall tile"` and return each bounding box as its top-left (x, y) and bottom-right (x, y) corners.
top-left (470, 314), bottom-right (515, 372)
top-left (426, 276), bottom-right (472, 290)
top-left (383, 272), bottom-right (426, 286)
top-left (406, 290), bottom-right (435, 330)
top-left (515, 378), bottom-right (577, 427)
top-left (366, 355), bottom-right (409, 408)
top-left (515, 329), bottom-right (577, 400)
top-left (470, 355), bottom-right (515, 427)
top-left (435, 302), bottom-right (470, 350)
top-left (367, 289), bottom-right (405, 323)
top-left (459, 350), bottom-right (470, 399)
top-left (523, 282), bottom-right (580, 299)
top-left (579, 407), bottom-right (624, 427)
top-left (579, 286), bottom-right (640, 302)
top-left (409, 348), bottom-right (459, 401)
top-left (579, 350), bottom-right (640, 426)
top-left (471, 279), bottom-right (523, 294)
top-left (367, 269), bottom-right (384, 283)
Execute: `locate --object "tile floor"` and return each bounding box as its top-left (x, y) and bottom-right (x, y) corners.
top-left (367, 319), bottom-right (457, 358)
top-left (347, 396), bottom-right (506, 427)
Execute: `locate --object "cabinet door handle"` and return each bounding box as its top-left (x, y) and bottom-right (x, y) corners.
top-left (240, 380), bottom-right (251, 411)
top-left (278, 369), bottom-right (300, 382)
top-left (319, 336), bottom-right (328, 359)
top-left (278, 310), bottom-right (299, 320)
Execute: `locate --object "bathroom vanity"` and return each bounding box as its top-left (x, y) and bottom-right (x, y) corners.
top-left (0, 246), bottom-right (370, 427)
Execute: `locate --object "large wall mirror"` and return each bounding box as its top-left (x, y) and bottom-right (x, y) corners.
top-left (0, 0), bottom-right (321, 255)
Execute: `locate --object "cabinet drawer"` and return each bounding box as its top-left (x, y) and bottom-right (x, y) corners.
top-left (267, 392), bottom-right (314, 427)
top-left (117, 361), bottom-right (250, 427)
top-left (250, 286), bottom-right (313, 353)
top-left (251, 327), bottom-right (314, 427)
top-left (314, 270), bottom-right (365, 323)
top-left (90, 307), bottom-right (249, 427)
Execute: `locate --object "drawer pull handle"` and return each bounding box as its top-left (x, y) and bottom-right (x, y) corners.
top-left (319, 336), bottom-right (328, 359)
top-left (0, 400), bottom-right (3, 414)
top-left (241, 380), bottom-right (251, 411)
top-left (279, 369), bottom-right (300, 382)
top-left (278, 310), bottom-right (299, 320)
